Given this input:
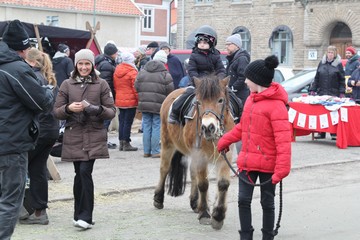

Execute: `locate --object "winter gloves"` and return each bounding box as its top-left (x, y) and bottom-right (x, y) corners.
top-left (84, 104), bottom-right (103, 116)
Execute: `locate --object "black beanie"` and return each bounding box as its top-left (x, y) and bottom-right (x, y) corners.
top-left (147, 41), bottom-right (159, 48)
top-left (2, 20), bottom-right (31, 51)
top-left (104, 43), bottom-right (118, 56)
top-left (244, 55), bottom-right (279, 87)
top-left (58, 43), bottom-right (69, 53)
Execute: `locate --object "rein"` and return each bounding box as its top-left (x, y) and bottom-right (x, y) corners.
top-left (220, 151), bottom-right (283, 236)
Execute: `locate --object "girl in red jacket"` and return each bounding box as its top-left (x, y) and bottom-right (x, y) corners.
top-left (217, 55), bottom-right (291, 240)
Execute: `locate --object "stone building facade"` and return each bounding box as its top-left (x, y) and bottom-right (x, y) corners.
top-left (177, 0), bottom-right (360, 70)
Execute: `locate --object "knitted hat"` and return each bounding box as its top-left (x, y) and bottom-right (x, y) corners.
top-left (137, 46), bottom-right (146, 55)
top-left (244, 55), bottom-right (279, 87)
top-left (104, 43), bottom-right (118, 56)
top-left (159, 42), bottom-right (171, 50)
top-left (226, 34), bottom-right (242, 49)
top-left (147, 41), bottom-right (159, 49)
top-left (58, 43), bottom-right (69, 53)
top-left (74, 49), bottom-right (95, 66)
top-left (346, 46), bottom-right (356, 55)
top-left (153, 50), bottom-right (168, 64)
top-left (2, 19), bottom-right (31, 51)
top-left (121, 52), bottom-right (135, 64)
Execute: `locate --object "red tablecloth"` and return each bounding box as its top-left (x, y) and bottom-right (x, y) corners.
top-left (288, 102), bottom-right (360, 149)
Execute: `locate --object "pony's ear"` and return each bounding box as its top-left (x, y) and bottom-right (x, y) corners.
top-left (194, 77), bottom-right (201, 88)
top-left (220, 76), bottom-right (230, 89)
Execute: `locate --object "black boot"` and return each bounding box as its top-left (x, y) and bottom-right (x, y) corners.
top-left (239, 228), bottom-right (254, 240)
top-left (119, 140), bottom-right (124, 151)
top-left (122, 141), bottom-right (138, 151)
top-left (168, 111), bottom-right (180, 124)
top-left (261, 229), bottom-right (274, 240)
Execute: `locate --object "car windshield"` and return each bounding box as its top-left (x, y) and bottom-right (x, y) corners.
top-left (281, 70), bottom-right (316, 92)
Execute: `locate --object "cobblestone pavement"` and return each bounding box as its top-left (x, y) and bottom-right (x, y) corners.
top-left (11, 131), bottom-right (360, 240)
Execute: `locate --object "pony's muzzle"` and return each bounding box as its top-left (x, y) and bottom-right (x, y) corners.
top-left (201, 117), bottom-right (220, 140)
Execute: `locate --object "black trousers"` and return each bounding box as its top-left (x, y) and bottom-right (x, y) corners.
top-left (238, 171), bottom-right (276, 234)
top-left (73, 160), bottom-right (95, 224)
top-left (28, 138), bottom-right (57, 210)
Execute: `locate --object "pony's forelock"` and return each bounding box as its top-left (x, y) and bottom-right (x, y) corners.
top-left (196, 74), bottom-right (222, 100)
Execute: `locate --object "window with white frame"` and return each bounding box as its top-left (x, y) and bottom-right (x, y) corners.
top-left (269, 25), bottom-right (293, 65)
top-left (142, 8), bottom-right (154, 32)
top-left (232, 26), bottom-right (251, 54)
top-left (46, 16), bottom-right (59, 26)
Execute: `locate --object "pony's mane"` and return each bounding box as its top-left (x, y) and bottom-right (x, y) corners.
top-left (196, 74), bottom-right (222, 100)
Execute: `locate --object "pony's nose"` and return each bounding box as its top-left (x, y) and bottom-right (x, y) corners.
top-left (202, 123), bottom-right (216, 136)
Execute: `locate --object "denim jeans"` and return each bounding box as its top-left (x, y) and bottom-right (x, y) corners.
top-left (118, 108), bottom-right (137, 142)
top-left (0, 152), bottom-right (28, 240)
top-left (238, 171), bottom-right (276, 234)
top-left (73, 160), bottom-right (95, 224)
top-left (142, 112), bottom-right (161, 155)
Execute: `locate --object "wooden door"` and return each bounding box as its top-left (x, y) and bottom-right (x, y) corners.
top-left (330, 38), bottom-right (352, 59)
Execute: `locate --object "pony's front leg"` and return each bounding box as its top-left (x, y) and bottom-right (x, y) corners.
top-left (195, 157), bottom-right (211, 225)
top-left (189, 157), bottom-right (199, 212)
top-left (211, 152), bottom-right (231, 230)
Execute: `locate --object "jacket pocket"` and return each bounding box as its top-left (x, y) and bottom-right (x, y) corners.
top-left (257, 145), bottom-right (269, 161)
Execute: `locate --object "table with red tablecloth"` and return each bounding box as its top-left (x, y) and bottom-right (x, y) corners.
top-left (288, 102), bottom-right (360, 149)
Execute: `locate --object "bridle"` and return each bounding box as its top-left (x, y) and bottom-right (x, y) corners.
top-left (194, 97), bottom-right (227, 149)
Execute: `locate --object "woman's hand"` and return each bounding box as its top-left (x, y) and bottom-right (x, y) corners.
top-left (68, 102), bottom-right (85, 113)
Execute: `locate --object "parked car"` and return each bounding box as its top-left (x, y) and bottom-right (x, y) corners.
top-left (274, 66), bottom-right (294, 83)
top-left (280, 68), bottom-right (317, 101)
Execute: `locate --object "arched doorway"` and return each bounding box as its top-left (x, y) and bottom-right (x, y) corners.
top-left (330, 22), bottom-right (352, 58)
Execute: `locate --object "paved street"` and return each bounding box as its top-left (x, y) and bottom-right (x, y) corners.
top-left (12, 129), bottom-right (360, 240)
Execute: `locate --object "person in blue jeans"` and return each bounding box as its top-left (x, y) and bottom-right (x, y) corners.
top-left (135, 50), bottom-right (174, 158)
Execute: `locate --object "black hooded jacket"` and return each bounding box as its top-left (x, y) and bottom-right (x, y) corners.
top-left (0, 42), bottom-right (54, 155)
top-left (95, 54), bottom-right (116, 99)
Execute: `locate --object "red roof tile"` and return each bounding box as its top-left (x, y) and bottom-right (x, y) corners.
top-left (1, 0), bottom-right (143, 16)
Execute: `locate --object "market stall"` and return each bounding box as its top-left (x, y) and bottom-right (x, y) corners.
top-left (288, 96), bottom-right (360, 149)
top-left (0, 21), bottom-right (101, 59)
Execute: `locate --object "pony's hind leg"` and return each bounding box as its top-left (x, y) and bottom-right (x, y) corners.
top-left (211, 153), bottom-right (231, 230)
top-left (153, 147), bottom-right (176, 209)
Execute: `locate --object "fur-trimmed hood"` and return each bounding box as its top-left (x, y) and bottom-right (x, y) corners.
top-left (321, 54), bottom-right (342, 66)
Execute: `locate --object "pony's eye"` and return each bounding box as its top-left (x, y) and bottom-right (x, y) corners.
top-left (218, 98), bottom-right (224, 104)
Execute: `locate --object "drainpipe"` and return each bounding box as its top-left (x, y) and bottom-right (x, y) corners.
top-left (181, 0), bottom-right (185, 49)
top-left (169, 0), bottom-right (174, 45)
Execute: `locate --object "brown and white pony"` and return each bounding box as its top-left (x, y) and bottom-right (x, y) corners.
top-left (153, 75), bottom-right (235, 230)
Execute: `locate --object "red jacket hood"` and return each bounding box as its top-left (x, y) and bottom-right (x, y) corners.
top-left (250, 82), bottom-right (288, 105)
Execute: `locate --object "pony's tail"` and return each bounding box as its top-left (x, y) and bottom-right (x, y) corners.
top-left (167, 151), bottom-right (187, 197)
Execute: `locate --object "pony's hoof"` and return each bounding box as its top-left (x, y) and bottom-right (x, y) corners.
top-left (211, 218), bottom-right (224, 230)
top-left (198, 210), bottom-right (211, 225)
top-left (199, 217), bottom-right (211, 225)
top-left (153, 201), bottom-right (164, 209)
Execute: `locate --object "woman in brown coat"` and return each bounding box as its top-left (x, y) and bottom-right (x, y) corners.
top-left (54, 49), bottom-right (116, 230)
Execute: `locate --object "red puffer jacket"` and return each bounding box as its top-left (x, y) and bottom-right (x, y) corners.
top-left (113, 63), bottom-right (138, 108)
top-left (218, 82), bottom-right (291, 184)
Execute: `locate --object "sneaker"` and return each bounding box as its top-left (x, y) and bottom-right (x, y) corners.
top-left (19, 206), bottom-right (29, 220)
top-left (107, 142), bottom-right (117, 149)
top-left (74, 219), bottom-right (92, 230)
top-left (143, 153), bottom-right (151, 158)
top-left (73, 219), bottom-right (95, 226)
top-left (19, 212), bottom-right (49, 225)
top-left (151, 153), bottom-right (160, 158)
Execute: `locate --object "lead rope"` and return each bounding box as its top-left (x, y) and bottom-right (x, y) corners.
top-left (220, 151), bottom-right (283, 236)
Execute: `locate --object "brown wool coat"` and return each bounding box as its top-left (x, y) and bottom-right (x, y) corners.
top-left (54, 77), bottom-right (116, 162)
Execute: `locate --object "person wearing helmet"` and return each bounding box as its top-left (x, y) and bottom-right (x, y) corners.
top-left (168, 25), bottom-right (226, 124)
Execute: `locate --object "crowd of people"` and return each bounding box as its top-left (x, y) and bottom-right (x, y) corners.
top-left (1, 18), bottom-right (359, 240)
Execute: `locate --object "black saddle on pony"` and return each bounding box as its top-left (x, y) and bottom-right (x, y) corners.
top-left (171, 88), bottom-right (243, 125)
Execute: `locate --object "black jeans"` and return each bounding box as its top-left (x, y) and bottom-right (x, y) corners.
top-left (73, 160), bottom-right (95, 224)
top-left (238, 171), bottom-right (276, 234)
top-left (28, 138), bottom-right (57, 210)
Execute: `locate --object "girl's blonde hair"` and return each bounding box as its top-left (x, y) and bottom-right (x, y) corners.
top-left (327, 45), bottom-right (338, 56)
top-left (27, 48), bottom-right (57, 87)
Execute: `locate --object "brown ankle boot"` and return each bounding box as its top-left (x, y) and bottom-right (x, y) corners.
top-left (122, 141), bottom-right (138, 151)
